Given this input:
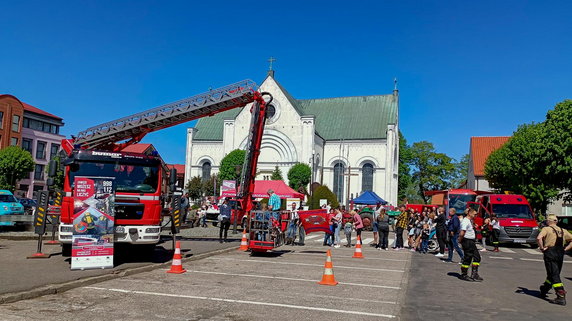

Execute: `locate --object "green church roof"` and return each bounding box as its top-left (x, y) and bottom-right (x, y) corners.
top-left (194, 79), bottom-right (398, 141)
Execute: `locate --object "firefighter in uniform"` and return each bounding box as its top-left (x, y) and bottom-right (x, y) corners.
top-left (81, 211), bottom-right (97, 234)
top-left (458, 208), bottom-right (483, 282)
top-left (537, 214), bottom-right (572, 306)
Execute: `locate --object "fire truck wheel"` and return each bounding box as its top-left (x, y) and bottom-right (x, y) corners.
top-left (529, 243), bottom-right (538, 249)
top-left (62, 244), bottom-right (72, 257)
top-left (212, 222), bottom-right (218, 227)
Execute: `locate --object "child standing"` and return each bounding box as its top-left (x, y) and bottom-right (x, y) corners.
top-left (344, 220), bottom-right (353, 247)
top-left (421, 224), bottom-right (430, 254)
top-left (490, 214), bottom-right (500, 252)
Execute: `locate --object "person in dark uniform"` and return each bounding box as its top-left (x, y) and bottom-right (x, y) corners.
top-left (537, 214), bottom-right (572, 305)
top-left (458, 208), bottom-right (483, 282)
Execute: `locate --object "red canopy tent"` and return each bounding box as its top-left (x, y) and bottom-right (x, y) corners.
top-left (221, 180), bottom-right (304, 199)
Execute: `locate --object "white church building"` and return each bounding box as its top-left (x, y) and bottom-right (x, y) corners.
top-left (184, 71), bottom-right (399, 206)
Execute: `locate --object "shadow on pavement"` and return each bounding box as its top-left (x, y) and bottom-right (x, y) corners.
top-left (250, 251), bottom-right (287, 258)
top-left (446, 272), bottom-right (461, 278)
top-left (298, 250), bottom-right (327, 254)
top-left (515, 287), bottom-right (548, 302)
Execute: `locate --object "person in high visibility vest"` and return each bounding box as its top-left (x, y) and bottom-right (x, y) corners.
top-left (537, 214), bottom-right (572, 306)
top-left (81, 211), bottom-right (97, 234)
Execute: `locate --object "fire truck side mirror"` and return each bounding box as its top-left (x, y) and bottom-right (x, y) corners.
top-left (169, 168), bottom-right (177, 191)
top-left (48, 160), bottom-right (58, 178)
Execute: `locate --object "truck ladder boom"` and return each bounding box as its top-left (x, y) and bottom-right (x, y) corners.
top-left (74, 80), bottom-right (258, 150)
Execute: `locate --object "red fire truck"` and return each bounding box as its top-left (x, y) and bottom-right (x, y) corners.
top-left (57, 80), bottom-right (273, 255)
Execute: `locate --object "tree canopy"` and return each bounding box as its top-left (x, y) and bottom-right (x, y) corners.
top-left (218, 149), bottom-right (245, 182)
top-left (287, 163), bottom-right (311, 192)
top-left (0, 146), bottom-right (35, 192)
top-left (308, 185), bottom-right (339, 210)
top-left (185, 176), bottom-right (203, 201)
top-left (409, 141), bottom-right (456, 203)
top-left (270, 166), bottom-right (284, 181)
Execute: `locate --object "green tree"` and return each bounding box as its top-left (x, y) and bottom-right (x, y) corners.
top-left (218, 149), bottom-right (245, 182)
top-left (409, 141), bottom-right (456, 203)
top-left (202, 174), bottom-right (219, 197)
top-left (307, 185), bottom-right (339, 210)
top-left (398, 131), bottom-right (413, 203)
top-left (287, 163), bottom-right (311, 192)
top-left (270, 166), bottom-right (284, 181)
top-left (185, 176), bottom-right (203, 201)
top-left (540, 99), bottom-right (572, 202)
top-left (451, 154), bottom-right (469, 188)
top-left (0, 146), bottom-right (35, 192)
top-left (485, 123), bottom-right (559, 213)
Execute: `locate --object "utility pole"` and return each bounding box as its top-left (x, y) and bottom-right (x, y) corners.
top-left (343, 166), bottom-right (358, 209)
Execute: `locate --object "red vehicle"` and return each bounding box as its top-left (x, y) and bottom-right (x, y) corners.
top-left (405, 204), bottom-right (438, 213)
top-left (58, 80), bottom-right (273, 255)
top-left (425, 189), bottom-right (481, 215)
top-left (469, 194), bottom-right (539, 247)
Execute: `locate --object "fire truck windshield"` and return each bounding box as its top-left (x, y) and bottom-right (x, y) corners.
top-left (448, 194), bottom-right (477, 215)
top-left (492, 204), bottom-right (533, 219)
top-left (69, 161), bottom-right (159, 193)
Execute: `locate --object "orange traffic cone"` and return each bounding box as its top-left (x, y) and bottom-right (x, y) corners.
top-left (167, 241), bottom-right (186, 274)
top-left (318, 249), bottom-right (338, 286)
top-left (352, 235), bottom-right (364, 258)
top-left (239, 228), bottom-right (249, 251)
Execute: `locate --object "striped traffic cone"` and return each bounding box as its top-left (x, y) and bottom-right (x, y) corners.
top-left (318, 249), bottom-right (338, 286)
top-left (167, 241), bottom-right (186, 274)
top-left (238, 228), bottom-right (249, 251)
top-left (352, 235), bottom-right (364, 258)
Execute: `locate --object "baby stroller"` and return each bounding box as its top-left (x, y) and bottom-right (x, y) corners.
top-left (427, 228), bottom-right (440, 253)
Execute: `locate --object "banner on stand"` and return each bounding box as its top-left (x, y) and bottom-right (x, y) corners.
top-left (71, 176), bottom-right (115, 270)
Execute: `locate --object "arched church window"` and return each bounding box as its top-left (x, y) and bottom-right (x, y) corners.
top-left (202, 162), bottom-right (211, 181)
top-left (333, 162), bottom-right (345, 203)
top-left (266, 104), bottom-right (276, 119)
top-left (362, 163), bottom-right (374, 192)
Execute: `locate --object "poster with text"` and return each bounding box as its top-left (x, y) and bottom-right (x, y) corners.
top-left (71, 176), bottom-right (115, 270)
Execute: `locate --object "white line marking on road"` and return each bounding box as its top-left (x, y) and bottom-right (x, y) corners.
top-left (499, 248), bottom-right (515, 253)
top-left (210, 257), bottom-right (405, 273)
top-left (488, 256), bottom-right (513, 260)
top-left (290, 252), bottom-right (408, 262)
top-left (84, 286), bottom-right (396, 318)
top-left (519, 258), bottom-right (572, 263)
top-left (363, 238), bottom-right (374, 244)
top-left (304, 234), bottom-right (322, 240)
top-left (184, 270), bottom-right (401, 289)
top-left (522, 249), bottom-right (542, 255)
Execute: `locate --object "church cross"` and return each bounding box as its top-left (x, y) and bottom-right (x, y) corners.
top-left (343, 166), bottom-right (359, 205)
top-left (268, 56), bottom-right (276, 71)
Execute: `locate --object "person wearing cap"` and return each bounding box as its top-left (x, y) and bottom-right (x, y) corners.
top-left (537, 214), bottom-right (572, 305)
top-left (458, 208), bottom-right (483, 282)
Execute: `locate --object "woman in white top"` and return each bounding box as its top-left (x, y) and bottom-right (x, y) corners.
top-left (490, 214), bottom-right (501, 252)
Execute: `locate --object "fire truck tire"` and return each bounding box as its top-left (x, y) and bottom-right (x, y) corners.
top-left (529, 243), bottom-right (538, 249)
top-left (62, 243), bottom-right (72, 257)
top-left (212, 222), bottom-right (218, 227)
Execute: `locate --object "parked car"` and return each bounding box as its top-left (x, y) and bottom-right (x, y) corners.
top-left (18, 198), bottom-right (37, 215)
top-left (0, 190), bottom-right (25, 226)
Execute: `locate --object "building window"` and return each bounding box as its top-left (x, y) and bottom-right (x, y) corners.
top-left (19, 184), bottom-right (29, 193)
top-left (333, 162), bottom-right (345, 204)
top-left (10, 137), bottom-right (18, 146)
top-left (36, 141), bottom-right (47, 159)
top-left (201, 162), bottom-right (212, 181)
top-left (266, 104), bottom-right (276, 119)
top-left (22, 138), bottom-right (33, 154)
top-left (34, 164), bottom-right (44, 180)
top-left (12, 115), bottom-right (20, 132)
top-left (50, 143), bottom-right (60, 160)
top-left (362, 163), bottom-right (374, 192)
top-left (22, 118), bottom-right (59, 134)
top-left (0, 111), bottom-right (3, 129)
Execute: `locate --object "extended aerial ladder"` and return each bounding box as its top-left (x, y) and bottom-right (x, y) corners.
top-left (56, 79), bottom-right (272, 251)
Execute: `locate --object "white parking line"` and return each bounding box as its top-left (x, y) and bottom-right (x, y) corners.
top-left (304, 234), bottom-right (322, 240)
top-left (520, 258), bottom-right (572, 263)
top-left (84, 286), bottom-right (396, 318)
top-left (210, 257), bottom-right (405, 273)
top-left (290, 252), bottom-right (408, 262)
top-left (499, 248), bottom-right (515, 253)
top-left (488, 256), bottom-right (513, 260)
top-left (183, 270), bottom-right (401, 289)
top-left (363, 238), bottom-right (374, 244)
top-left (522, 249), bottom-right (542, 255)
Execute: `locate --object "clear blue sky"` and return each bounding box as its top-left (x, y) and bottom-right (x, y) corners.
top-left (1, 1), bottom-right (571, 164)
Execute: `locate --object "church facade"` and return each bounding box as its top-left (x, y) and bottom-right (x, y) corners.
top-left (184, 72), bottom-right (399, 206)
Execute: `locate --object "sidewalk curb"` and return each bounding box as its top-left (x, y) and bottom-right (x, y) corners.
top-left (0, 246), bottom-right (238, 305)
